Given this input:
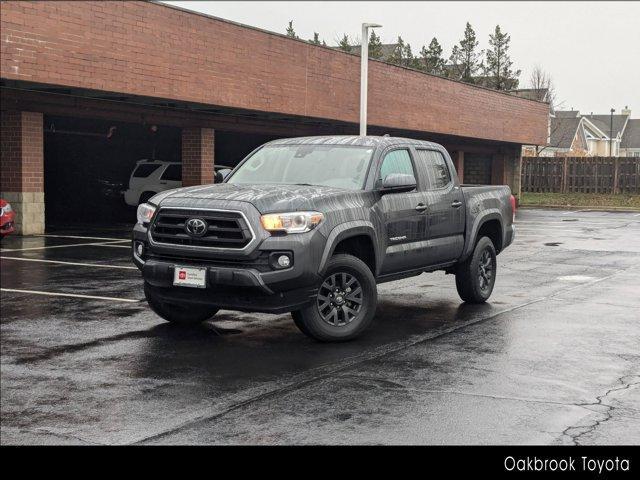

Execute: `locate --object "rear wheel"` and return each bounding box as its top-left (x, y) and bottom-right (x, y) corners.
top-left (291, 254), bottom-right (377, 342)
top-left (144, 283), bottom-right (219, 325)
top-left (455, 236), bottom-right (497, 303)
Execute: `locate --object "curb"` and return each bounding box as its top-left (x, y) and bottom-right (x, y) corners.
top-left (519, 204), bottom-right (640, 212)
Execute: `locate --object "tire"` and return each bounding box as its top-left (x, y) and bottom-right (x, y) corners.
top-left (144, 283), bottom-right (219, 325)
top-left (139, 191), bottom-right (156, 205)
top-left (291, 254), bottom-right (377, 342)
top-left (455, 236), bottom-right (497, 303)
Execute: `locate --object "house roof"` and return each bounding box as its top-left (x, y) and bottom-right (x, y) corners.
top-left (621, 119), bottom-right (640, 148)
top-left (550, 117), bottom-right (582, 148)
top-left (509, 88), bottom-right (549, 102)
top-left (555, 110), bottom-right (580, 118)
top-left (582, 114), bottom-right (628, 139)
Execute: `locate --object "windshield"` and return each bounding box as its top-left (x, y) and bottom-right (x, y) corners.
top-left (227, 145), bottom-right (374, 190)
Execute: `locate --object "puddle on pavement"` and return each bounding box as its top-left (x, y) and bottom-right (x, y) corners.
top-left (544, 242), bottom-right (563, 246)
top-left (557, 275), bottom-right (596, 283)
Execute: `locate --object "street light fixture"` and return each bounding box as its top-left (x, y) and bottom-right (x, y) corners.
top-left (360, 22), bottom-right (382, 136)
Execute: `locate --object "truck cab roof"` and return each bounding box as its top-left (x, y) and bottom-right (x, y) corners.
top-left (265, 135), bottom-right (443, 150)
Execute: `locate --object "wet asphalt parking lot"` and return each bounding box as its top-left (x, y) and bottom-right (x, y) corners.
top-left (1, 208), bottom-right (639, 445)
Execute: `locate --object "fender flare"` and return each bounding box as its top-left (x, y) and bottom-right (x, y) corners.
top-left (461, 210), bottom-right (503, 260)
top-left (318, 221), bottom-right (379, 275)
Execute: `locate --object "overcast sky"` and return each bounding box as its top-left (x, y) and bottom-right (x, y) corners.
top-left (166, 1), bottom-right (639, 116)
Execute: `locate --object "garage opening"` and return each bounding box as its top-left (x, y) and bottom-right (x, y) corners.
top-left (44, 115), bottom-right (181, 229)
top-left (463, 154), bottom-right (493, 185)
top-left (43, 114), bottom-right (283, 230)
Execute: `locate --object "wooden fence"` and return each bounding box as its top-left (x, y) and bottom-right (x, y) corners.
top-left (521, 157), bottom-right (640, 194)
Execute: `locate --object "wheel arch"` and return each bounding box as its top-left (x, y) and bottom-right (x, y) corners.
top-left (318, 221), bottom-right (379, 276)
top-left (461, 211), bottom-right (504, 260)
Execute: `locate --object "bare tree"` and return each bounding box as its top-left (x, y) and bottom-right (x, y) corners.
top-left (529, 65), bottom-right (560, 110)
top-left (527, 65), bottom-right (568, 156)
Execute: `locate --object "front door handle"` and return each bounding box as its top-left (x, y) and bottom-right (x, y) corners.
top-left (415, 203), bottom-right (428, 212)
top-left (451, 200), bottom-right (463, 209)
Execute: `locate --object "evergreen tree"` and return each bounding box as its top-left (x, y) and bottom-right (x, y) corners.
top-left (449, 22), bottom-right (482, 83)
top-left (337, 34), bottom-right (352, 53)
top-left (285, 20), bottom-right (298, 39)
top-left (387, 36), bottom-right (406, 65)
top-left (483, 25), bottom-right (521, 90)
top-left (368, 30), bottom-right (383, 59)
top-left (309, 32), bottom-right (322, 45)
top-left (402, 42), bottom-right (416, 68)
top-left (419, 37), bottom-right (446, 75)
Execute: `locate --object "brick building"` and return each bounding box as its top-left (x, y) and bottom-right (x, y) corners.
top-left (0, 1), bottom-right (548, 234)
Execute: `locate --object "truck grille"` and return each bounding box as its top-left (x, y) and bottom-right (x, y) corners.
top-left (150, 208), bottom-right (253, 249)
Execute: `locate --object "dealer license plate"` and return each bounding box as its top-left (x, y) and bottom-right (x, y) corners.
top-left (173, 266), bottom-right (207, 288)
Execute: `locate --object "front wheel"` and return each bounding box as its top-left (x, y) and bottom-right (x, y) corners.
top-left (455, 236), bottom-right (497, 303)
top-left (144, 283), bottom-right (219, 325)
top-left (291, 254), bottom-right (377, 342)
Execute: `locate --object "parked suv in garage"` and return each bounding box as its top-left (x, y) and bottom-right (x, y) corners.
top-left (124, 160), bottom-right (233, 206)
top-left (124, 160), bottom-right (181, 206)
top-left (132, 136), bottom-right (515, 342)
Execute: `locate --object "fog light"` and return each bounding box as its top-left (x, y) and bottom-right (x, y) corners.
top-left (135, 242), bottom-right (144, 257)
top-left (277, 254), bottom-right (291, 268)
top-left (268, 251), bottom-right (293, 270)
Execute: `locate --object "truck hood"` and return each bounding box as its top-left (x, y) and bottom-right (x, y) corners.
top-left (152, 183), bottom-right (364, 213)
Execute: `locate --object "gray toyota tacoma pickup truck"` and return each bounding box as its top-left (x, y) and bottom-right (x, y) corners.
top-left (132, 136), bottom-right (515, 342)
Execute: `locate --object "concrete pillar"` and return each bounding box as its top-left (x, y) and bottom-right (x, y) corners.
top-left (181, 127), bottom-right (214, 187)
top-left (0, 110), bottom-right (44, 235)
top-left (452, 151), bottom-right (464, 183)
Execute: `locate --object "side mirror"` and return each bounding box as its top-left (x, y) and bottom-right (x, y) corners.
top-left (215, 168), bottom-right (232, 183)
top-left (380, 173), bottom-right (417, 193)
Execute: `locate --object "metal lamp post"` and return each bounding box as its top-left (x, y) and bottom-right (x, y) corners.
top-left (360, 22), bottom-right (382, 136)
top-left (609, 108), bottom-right (615, 157)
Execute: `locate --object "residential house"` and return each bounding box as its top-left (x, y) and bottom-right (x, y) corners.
top-left (620, 119), bottom-right (640, 157)
top-left (525, 107), bottom-right (635, 157)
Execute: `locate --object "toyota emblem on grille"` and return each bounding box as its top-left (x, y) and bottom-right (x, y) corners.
top-left (185, 218), bottom-right (208, 237)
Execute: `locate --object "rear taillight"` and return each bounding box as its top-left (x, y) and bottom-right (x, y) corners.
top-left (510, 195), bottom-right (517, 223)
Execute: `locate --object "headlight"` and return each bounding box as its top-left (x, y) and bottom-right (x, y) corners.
top-left (136, 203), bottom-right (156, 225)
top-left (260, 211), bottom-right (324, 234)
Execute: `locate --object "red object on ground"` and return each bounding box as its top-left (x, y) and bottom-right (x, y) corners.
top-left (1, 199), bottom-right (16, 237)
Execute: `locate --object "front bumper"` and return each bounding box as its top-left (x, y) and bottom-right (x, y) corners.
top-left (132, 216), bottom-right (327, 313)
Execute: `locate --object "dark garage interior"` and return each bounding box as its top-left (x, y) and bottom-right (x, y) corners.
top-left (43, 114), bottom-right (281, 229)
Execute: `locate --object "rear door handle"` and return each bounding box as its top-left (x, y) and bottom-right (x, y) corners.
top-left (415, 203), bottom-right (428, 212)
top-left (451, 200), bottom-right (463, 208)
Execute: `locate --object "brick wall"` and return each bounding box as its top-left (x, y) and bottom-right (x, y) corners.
top-left (0, 1), bottom-right (548, 145)
top-left (1, 110), bottom-right (43, 193)
top-left (181, 127), bottom-right (214, 187)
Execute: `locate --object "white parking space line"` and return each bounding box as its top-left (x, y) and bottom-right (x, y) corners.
top-left (0, 239), bottom-right (130, 252)
top-left (34, 234), bottom-right (129, 241)
top-left (0, 257), bottom-right (137, 270)
top-left (0, 288), bottom-right (140, 303)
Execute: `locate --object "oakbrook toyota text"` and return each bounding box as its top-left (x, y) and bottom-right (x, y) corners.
top-left (504, 456), bottom-right (631, 474)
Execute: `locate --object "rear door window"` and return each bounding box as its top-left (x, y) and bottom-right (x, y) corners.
top-left (160, 164), bottom-right (181, 181)
top-left (415, 150), bottom-right (452, 189)
top-left (132, 164), bottom-right (161, 178)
